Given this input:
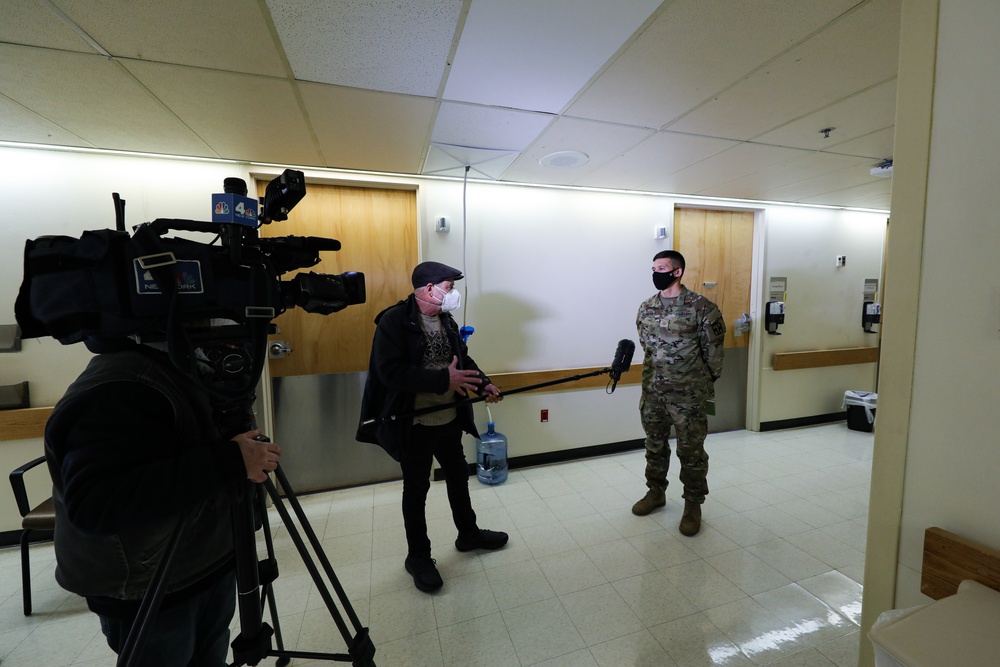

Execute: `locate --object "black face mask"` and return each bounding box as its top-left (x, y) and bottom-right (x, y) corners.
top-left (653, 270), bottom-right (679, 291)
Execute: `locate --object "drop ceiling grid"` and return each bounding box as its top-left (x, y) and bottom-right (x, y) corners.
top-left (266, 0), bottom-right (461, 96)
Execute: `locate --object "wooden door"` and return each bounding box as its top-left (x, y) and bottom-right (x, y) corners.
top-left (673, 208), bottom-right (754, 349)
top-left (257, 181), bottom-right (417, 377)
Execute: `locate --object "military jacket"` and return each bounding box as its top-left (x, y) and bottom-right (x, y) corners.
top-left (636, 286), bottom-right (726, 400)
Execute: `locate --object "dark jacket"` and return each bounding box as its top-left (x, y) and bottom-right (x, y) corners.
top-left (356, 294), bottom-right (489, 461)
top-left (44, 347), bottom-right (246, 604)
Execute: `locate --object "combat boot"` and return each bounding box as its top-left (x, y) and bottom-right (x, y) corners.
top-left (679, 501), bottom-right (702, 536)
top-left (631, 489), bottom-right (666, 516)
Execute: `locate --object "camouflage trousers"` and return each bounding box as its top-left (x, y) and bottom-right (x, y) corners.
top-left (639, 392), bottom-right (709, 503)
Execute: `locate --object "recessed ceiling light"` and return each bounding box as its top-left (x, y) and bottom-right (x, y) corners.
top-left (539, 150), bottom-right (590, 168)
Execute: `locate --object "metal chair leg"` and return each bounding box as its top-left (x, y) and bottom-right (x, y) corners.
top-left (21, 530), bottom-right (32, 616)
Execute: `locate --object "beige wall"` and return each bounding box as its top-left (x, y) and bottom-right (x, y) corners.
top-left (861, 0), bottom-right (1000, 665)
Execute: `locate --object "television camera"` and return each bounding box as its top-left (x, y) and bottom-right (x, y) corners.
top-left (15, 169), bottom-right (365, 399)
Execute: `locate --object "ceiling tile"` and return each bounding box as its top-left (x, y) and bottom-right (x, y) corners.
top-left (267, 0), bottom-right (462, 96)
top-left (0, 97), bottom-right (90, 148)
top-left (501, 117), bottom-right (655, 185)
top-left (0, 45), bottom-right (213, 155)
top-left (755, 79), bottom-right (897, 152)
top-left (668, 0), bottom-right (902, 140)
top-left (54, 0), bottom-right (287, 77)
top-left (567, 0), bottom-right (861, 128)
top-left (825, 127), bottom-right (895, 162)
top-left (444, 0), bottom-right (661, 113)
top-left (641, 142), bottom-right (795, 195)
top-left (123, 61), bottom-right (319, 165)
top-left (574, 132), bottom-right (739, 191)
top-left (430, 102), bottom-right (554, 152)
top-left (697, 151), bottom-right (871, 200)
top-left (1, 0), bottom-right (95, 52)
top-left (299, 83), bottom-right (437, 173)
top-left (762, 159), bottom-right (889, 201)
top-left (799, 179), bottom-right (892, 206)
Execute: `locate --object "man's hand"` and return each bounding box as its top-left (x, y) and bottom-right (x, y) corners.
top-left (448, 355), bottom-right (483, 396)
top-left (481, 383), bottom-right (503, 404)
top-left (233, 430), bottom-right (282, 482)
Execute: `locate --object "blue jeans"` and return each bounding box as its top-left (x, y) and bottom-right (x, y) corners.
top-left (99, 569), bottom-right (237, 667)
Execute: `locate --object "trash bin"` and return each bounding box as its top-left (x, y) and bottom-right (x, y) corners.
top-left (868, 580), bottom-right (1000, 666)
top-left (844, 390), bottom-right (877, 432)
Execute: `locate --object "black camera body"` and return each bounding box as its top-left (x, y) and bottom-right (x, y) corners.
top-left (15, 170), bottom-right (365, 399)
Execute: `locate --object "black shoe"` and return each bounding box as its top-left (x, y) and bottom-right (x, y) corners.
top-left (404, 555), bottom-right (443, 593)
top-left (455, 529), bottom-right (509, 552)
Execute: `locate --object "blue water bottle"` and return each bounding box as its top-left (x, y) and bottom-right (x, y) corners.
top-left (475, 421), bottom-right (508, 485)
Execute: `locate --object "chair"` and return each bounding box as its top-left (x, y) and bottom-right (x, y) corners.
top-left (9, 456), bottom-right (55, 615)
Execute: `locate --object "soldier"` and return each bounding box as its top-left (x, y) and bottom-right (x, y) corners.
top-left (632, 250), bottom-right (726, 536)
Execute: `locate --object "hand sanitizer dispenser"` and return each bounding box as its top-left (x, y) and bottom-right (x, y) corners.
top-left (863, 301), bottom-right (881, 333)
top-left (765, 301), bottom-right (785, 335)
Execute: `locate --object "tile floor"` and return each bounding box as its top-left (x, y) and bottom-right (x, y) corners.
top-left (1, 423), bottom-right (872, 666)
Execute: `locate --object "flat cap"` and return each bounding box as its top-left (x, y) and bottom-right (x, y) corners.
top-left (411, 261), bottom-right (463, 288)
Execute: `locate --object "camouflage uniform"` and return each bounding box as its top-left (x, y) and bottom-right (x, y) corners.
top-left (636, 286), bottom-right (725, 504)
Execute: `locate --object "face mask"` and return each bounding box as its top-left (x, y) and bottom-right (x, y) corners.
top-left (653, 270), bottom-right (679, 291)
top-left (434, 285), bottom-right (462, 312)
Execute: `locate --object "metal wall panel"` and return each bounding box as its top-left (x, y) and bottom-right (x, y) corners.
top-left (272, 372), bottom-right (401, 493)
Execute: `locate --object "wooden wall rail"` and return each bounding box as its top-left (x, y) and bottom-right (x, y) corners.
top-left (922, 527), bottom-right (1000, 600)
top-left (489, 365), bottom-right (641, 394)
top-left (772, 346), bottom-right (879, 371)
top-left (0, 366), bottom-right (643, 442)
top-left (0, 407), bottom-right (53, 442)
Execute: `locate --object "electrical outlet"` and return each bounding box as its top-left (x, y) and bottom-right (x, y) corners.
top-left (540, 409), bottom-right (549, 422)
top-left (836, 255), bottom-right (846, 267)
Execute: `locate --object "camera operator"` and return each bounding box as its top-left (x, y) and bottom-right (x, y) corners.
top-left (43, 337), bottom-right (281, 666)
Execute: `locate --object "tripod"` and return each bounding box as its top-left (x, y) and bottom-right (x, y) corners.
top-left (117, 403), bottom-right (376, 667)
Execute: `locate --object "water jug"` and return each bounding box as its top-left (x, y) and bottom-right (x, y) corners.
top-left (475, 421), bottom-right (508, 485)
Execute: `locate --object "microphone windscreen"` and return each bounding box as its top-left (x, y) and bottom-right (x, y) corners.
top-left (611, 339), bottom-right (635, 378)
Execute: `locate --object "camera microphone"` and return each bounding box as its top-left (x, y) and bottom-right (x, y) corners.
top-left (609, 339), bottom-right (635, 391)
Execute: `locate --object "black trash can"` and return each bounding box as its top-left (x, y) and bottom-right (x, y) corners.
top-left (844, 390), bottom-right (877, 432)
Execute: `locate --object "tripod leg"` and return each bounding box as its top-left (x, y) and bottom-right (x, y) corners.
top-left (254, 484), bottom-right (288, 657)
top-left (117, 516), bottom-right (187, 667)
top-left (229, 481), bottom-right (274, 666)
top-left (264, 468), bottom-right (376, 666)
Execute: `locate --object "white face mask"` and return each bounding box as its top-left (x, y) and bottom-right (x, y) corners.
top-left (434, 284), bottom-right (462, 312)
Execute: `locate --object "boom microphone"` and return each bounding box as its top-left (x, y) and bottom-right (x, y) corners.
top-left (609, 339), bottom-right (635, 390)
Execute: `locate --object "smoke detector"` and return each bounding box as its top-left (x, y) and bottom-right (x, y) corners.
top-left (870, 159), bottom-right (893, 178)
